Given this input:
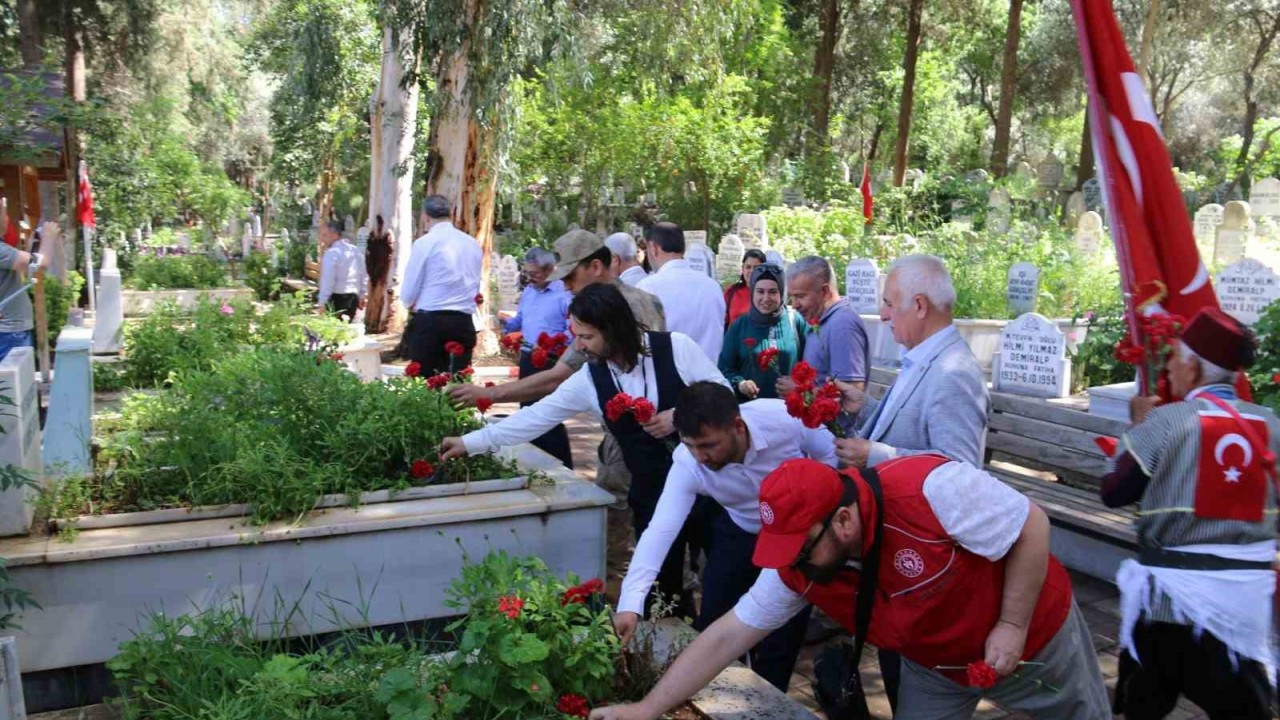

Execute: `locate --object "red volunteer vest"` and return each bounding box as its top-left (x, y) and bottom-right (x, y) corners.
top-left (778, 455), bottom-right (1073, 682)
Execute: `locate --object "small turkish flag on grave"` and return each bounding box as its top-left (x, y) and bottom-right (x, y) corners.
top-left (78, 161), bottom-right (97, 230)
top-left (1195, 411), bottom-right (1270, 523)
top-left (859, 162), bottom-right (873, 225)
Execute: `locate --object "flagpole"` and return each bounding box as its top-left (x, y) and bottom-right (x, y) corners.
top-left (1069, 0), bottom-right (1147, 393)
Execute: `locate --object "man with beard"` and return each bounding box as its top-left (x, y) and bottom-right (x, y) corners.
top-left (612, 382), bottom-right (836, 691)
top-left (440, 283), bottom-right (727, 617)
top-left (590, 456), bottom-right (1110, 720)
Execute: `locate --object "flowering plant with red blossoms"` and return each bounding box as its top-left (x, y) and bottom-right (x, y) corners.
top-left (410, 460), bottom-right (435, 479)
top-left (783, 361), bottom-right (846, 437)
top-left (560, 577), bottom-right (605, 606)
top-left (556, 693), bottom-right (591, 717)
top-left (756, 346), bottom-right (781, 372)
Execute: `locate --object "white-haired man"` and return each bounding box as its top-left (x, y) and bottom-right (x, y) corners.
top-left (833, 253), bottom-right (991, 714)
top-left (606, 232), bottom-right (647, 286)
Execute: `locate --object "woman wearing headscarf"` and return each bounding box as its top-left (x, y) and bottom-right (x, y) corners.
top-left (717, 263), bottom-right (806, 401)
top-left (722, 249), bottom-right (767, 328)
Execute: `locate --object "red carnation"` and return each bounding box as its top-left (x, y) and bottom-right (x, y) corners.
top-left (498, 596), bottom-right (524, 619)
top-left (556, 693), bottom-right (590, 718)
top-left (405, 360), bottom-right (422, 378)
top-left (537, 331), bottom-right (554, 349)
top-left (757, 347), bottom-right (781, 372)
top-left (744, 337), bottom-right (758, 349)
top-left (1113, 338), bottom-right (1146, 365)
top-left (531, 348), bottom-right (550, 369)
top-left (475, 293), bottom-right (484, 305)
top-left (605, 393), bottom-right (635, 423)
top-left (791, 361), bottom-right (818, 388)
top-left (1273, 373), bottom-right (1280, 385)
top-left (445, 341), bottom-right (466, 357)
top-left (476, 397), bottom-right (493, 414)
top-left (966, 661), bottom-right (999, 689)
top-left (631, 397), bottom-right (656, 423)
top-left (457, 366), bottom-right (474, 378)
top-left (484, 381), bottom-right (496, 388)
top-left (411, 460), bottom-right (435, 479)
top-left (552, 332), bottom-right (568, 346)
top-left (426, 373), bottom-right (451, 390)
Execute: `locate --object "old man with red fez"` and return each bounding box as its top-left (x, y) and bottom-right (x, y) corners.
top-left (1102, 307), bottom-right (1278, 719)
top-left (590, 455), bottom-right (1110, 720)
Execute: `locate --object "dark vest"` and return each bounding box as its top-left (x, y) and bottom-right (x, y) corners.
top-left (588, 332), bottom-right (685, 513)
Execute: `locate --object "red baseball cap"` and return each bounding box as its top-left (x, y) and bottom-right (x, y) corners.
top-left (753, 458), bottom-right (858, 569)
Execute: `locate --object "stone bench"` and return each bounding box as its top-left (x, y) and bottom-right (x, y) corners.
top-left (868, 367), bottom-right (1136, 581)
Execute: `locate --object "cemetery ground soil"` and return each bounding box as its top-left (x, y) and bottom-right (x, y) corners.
top-left (468, 364), bottom-right (1213, 720)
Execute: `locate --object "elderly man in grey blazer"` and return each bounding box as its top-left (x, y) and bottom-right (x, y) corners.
top-left (834, 253), bottom-right (990, 468)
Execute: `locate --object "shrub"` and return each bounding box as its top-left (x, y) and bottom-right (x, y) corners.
top-left (125, 254), bottom-right (227, 290)
top-left (1072, 315), bottom-right (1134, 392)
top-left (242, 250), bottom-right (280, 301)
top-left (91, 347), bottom-right (516, 522)
top-left (1248, 301), bottom-right (1280, 413)
top-left (40, 270), bottom-right (85, 346)
top-left (108, 552), bottom-right (618, 720)
top-left (121, 295), bottom-right (351, 387)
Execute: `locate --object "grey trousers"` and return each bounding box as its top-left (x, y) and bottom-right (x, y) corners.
top-left (895, 601), bottom-right (1110, 720)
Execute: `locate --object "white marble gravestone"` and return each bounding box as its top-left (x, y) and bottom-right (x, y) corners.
top-left (1252, 177), bottom-right (1280, 218)
top-left (965, 169), bottom-right (990, 184)
top-left (497, 255), bottom-right (521, 313)
top-left (736, 214), bottom-right (768, 250)
top-left (1075, 211), bottom-right (1104, 255)
top-left (1065, 191), bottom-right (1087, 227)
top-left (92, 249), bottom-right (123, 353)
top-left (1194, 203), bottom-right (1224, 252)
top-left (0, 347), bottom-right (41, 536)
top-left (685, 242), bottom-right (717, 279)
top-left (1216, 201), bottom-right (1253, 266)
top-left (1215, 257), bottom-right (1280, 325)
top-left (764, 250), bottom-right (787, 270)
top-left (988, 189), bottom-right (1012, 234)
top-left (43, 327), bottom-right (94, 479)
top-left (715, 234), bottom-right (746, 284)
top-left (993, 313), bottom-right (1072, 398)
top-left (1006, 262), bottom-right (1040, 315)
top-left (844, 259), bottom-right (880, 315)
top-left (683, 230), bottom-right (708, 247)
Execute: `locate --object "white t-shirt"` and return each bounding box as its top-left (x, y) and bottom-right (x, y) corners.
top-left (733, 461), bottom-right (1031, 631)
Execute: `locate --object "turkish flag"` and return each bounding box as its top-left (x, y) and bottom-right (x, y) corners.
top-left (78, 161), bottom-right (96, 230)
top-left (1195, 411), bottom-right (1269, 523)
top-left (860, 162), bottom-right (874, 224)
top-left (1070, 1), bottom-right (1218, 324)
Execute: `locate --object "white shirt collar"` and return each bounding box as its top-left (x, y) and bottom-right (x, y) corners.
top-left (902, 324), bottom-right (958, 369)
top-left (657, 258), bottom-right (691, 274)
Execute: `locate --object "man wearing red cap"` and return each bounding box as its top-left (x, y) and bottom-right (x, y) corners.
top-left (590, 456), bottom-right (1110, 719)
top-left (1100, 307), bottom-right (1277, 719)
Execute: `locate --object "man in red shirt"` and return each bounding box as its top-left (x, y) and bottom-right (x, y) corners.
top-left (590, 456), bottom-right (1110, 719)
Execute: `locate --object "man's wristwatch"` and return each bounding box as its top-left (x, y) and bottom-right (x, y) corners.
top-left (27, 253), bottom-right (42, 276)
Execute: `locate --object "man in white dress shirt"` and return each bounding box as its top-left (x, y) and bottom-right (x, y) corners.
top-left (316, 218), bottom-right (367, 322)
top-left (441, 283), bottom-right (728, 617)
top-left (400, 195), bottom-right (483, 375)
top-left (605, 231), bottom-right (648, 286)
top-left (613, 381), bottom-right (836, 691)
top-left (637, 222), bottom-right (726, 362)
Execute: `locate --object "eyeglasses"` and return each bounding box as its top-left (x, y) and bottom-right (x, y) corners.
top-left (793, 509), bottom-right (838, 569)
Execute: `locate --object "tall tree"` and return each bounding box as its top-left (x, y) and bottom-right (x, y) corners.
top-left (367, 24), bottom-right (419, 332)
top-left (809, 0), bottom-right (844, 156)
top-left (990, 0), bottom-right (1024, 177)
top-left (17, 0), bottom-right (41, 66)
top-left (1230, 3), bottom-right (1280, 194)
top-left (892, 0), bottom-right (925, 185)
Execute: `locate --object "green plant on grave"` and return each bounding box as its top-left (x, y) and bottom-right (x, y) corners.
top-left (242, 250), bottom-right (281, 301)
top-left (1247, 301), bottom-right (1280, 414)
top-left (107, 553), bottom-right (620, 720)
top-left (1072, 314), bottom-right (1134, 393)
top-left (121, 295), bottom-right (351, 387)
top-left (125, 254), bottom-right (228, 290)
top-left (438, 551), bottom-right (619, 718)
top-left (84, 348), bottom-right (517, 523)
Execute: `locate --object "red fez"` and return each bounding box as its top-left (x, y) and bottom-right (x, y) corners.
top-left (1180, 307), bottom-right (1255, 371)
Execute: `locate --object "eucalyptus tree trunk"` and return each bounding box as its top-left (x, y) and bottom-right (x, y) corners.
top-left (990, 0), bottom-right (1024, 178)
top-left (892, 0), bottom-right (924, 186)
top-left (424, 45), bottom-right (499, 352)
top-left (369, 25), bottom-right (419, 334)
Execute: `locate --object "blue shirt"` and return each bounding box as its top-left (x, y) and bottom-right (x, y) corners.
top-left (870, 324), bottom-right (959, 438)
top-left (801, 298), bottom-right (869, 383)
top-left (504, 280), bottom-right (572, 349)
